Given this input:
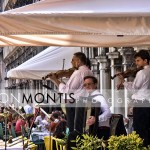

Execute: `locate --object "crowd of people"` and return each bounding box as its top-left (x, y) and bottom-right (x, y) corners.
top-left (0, 106), bottom-right (67, 140)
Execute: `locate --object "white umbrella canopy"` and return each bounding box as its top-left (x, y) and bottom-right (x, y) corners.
top-left (7, 46), bottom-right (81, 79)
top-left (1, 0), bottom-right (150, 47)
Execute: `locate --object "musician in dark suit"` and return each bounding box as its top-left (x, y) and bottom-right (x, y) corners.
top-left (84, 76), bottom-right (111, 140)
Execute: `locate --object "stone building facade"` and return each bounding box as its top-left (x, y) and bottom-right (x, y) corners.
top-left (0, 0), bottom-right (150, 116)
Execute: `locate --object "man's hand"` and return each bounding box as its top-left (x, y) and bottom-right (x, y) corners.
top-left (86, 116), bottom-right (95, 126)
top-left (118, 74), bottom-right (125, 83)
top-left (49, 74), bottom-right (61, 87)
top-left (116, 74), bottom-right (125, 90)
top-left (49, 73), bottom-right (58, 82)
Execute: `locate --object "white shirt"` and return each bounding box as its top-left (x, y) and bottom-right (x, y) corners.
top-left (59, 65), bottom-right (93, 99)
top-left (35, 115), bottom-right (48, 125)
top-left (24, 104), bottom-right (33, 114)
top-left (90, 90), bottom-right (112, 127)
top-left (123, 65), bottom-right (150, 100)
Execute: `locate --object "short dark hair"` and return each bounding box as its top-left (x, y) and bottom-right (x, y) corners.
top-left (52, 112), bottom-right (59, 118)
top-left (74, 52), bottom-right (87, 65)
top-left (84, 76), bottom-right (98, 84)
top-left (134, 50), bottom-right (150, 64)
top-left (86, 58), bottom-right (91, 69)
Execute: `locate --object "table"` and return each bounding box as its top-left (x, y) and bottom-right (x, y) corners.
top-left (0, 147), bottom-right (22, 150)
top-left (0, 136), bottom-right (37, 150)
top-left (30, 130), bottom-right (50, 150)
top-left (31, 131), bottom-right (50, 141)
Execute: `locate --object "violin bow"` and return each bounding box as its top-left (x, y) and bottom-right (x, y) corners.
top-left (62, 59), bottom-right (65, 70)
top-left (60, 59), bottom-right (65, 82)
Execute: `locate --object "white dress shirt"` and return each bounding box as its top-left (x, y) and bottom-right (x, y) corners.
top-left (59, 65), bottom-right (93, 100)
top-left (123, 65), bottom-right (150, 101)
top-left (35, 115), bottom-right (48, 125)
top-left (90, 90), bottom-right (112, 127)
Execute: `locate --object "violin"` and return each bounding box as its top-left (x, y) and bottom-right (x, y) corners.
top-left (111, 66), bottom-right (143, 80)
top-left (113, 66), bottom-right (143, 90)
top-left (42, 68), bottom-right (75, 80)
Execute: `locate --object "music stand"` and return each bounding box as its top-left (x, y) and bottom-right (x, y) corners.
top-left (8, 105), bottom-right (26, 150)
top-left (40, 108), bottom-right (52, 150)
top-left (0, 113), bottom-right (7, 150)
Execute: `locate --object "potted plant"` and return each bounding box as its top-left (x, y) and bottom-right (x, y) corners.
top-left (71, 134), bottom-right (106, 150)
top-left (108, 131), bottom-right (150, 150)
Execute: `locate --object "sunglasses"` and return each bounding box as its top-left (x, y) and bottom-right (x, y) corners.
top-left (83, 82), bottom-right (95, 87)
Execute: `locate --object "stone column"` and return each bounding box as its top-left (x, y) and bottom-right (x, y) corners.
top-left (118, 48), bottom-right (135, 117)
top-left (81, 47), bottom-right (88, 57)
top-left (90, 58), bottom-right (99, 79)
top-left (96, 55), bottom-right (109, 95)
top-left (106, 48), bottom-right (119, 113)
top-left (89, 47), bottom-right (94, 58)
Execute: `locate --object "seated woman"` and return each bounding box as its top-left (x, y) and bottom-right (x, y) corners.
top-left (49, 112), bottom-right (60, 133)
top-left (15, 115), bottom-right (26, 136)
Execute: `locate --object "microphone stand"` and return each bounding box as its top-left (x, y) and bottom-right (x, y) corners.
top-left (4, 112), bottom-right (7, 150)
top-left (8, 105), bottom-right (26, 149)
top-left (0, 112), bottom-right (7, 150)
top-left (40, 108), bottom-right (52, 150)
top-left (29, 107), bottom-right (40, 135)
top-left (48, 121), bottom-right (52, 150)
top-left (2, 106), bottom-right (11, 150)
top-left (21, 123), bottom-right (25, 150)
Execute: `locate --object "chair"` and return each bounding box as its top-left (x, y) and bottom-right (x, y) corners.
top-left (31, 132), bottom-right (45, 150)
top-left (110, 114), bottom-right (127, 136)
top-left (0, 123), bottom-right (4, 139)
top-left (44, 136), bottom-right (66, 150)
top-left (11, 125), bottom-right (17, 138)
top-left (54, 137), bottom-right (66, 150)
top-left (44, 136), bottom-right (53, 150)
top-left (21, 126), bottom-right (29, 138)
top-left (0, 123), bottom-right (9, 140)
top-left (28, 142), bottom-right (38, 150)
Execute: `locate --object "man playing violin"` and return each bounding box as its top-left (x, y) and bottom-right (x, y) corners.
top-left (48, 52), bottom-right (93, 149)
top-left (118, 50), bottom-right (150, 147)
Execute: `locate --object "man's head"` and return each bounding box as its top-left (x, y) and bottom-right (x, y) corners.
top-left (134, 50), bottom-right (150, 67)
top-left (71, 52), bottom-right (87, 69)
top-left (40, 111), bottom-right (45, 119)
top-left (83, 76), bottom-right (97, 93)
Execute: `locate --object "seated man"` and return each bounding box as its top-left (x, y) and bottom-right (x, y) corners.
top-left (84, 76), bottom-right (112, 140)
top-left (34, 111), bottom-right (48, 131)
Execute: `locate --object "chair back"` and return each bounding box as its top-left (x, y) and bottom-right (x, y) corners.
top-left (11, 125), bottom-right (16, 138)
top-left (21, 126), bottom-right (28, 138)
top-left (44, 136), bottom-right (66, 150)
top-left (110, 114), bottom-right (127, 136)
top-left (0, 123), bottom-right (4, 139)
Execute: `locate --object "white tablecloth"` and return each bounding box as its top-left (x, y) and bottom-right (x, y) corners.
top-left (0, 136), bottom-right (35, 150)
top-left (0, 148), bottom-right (23, 150)
top-left (30, 130), bottom-right (50, 141)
